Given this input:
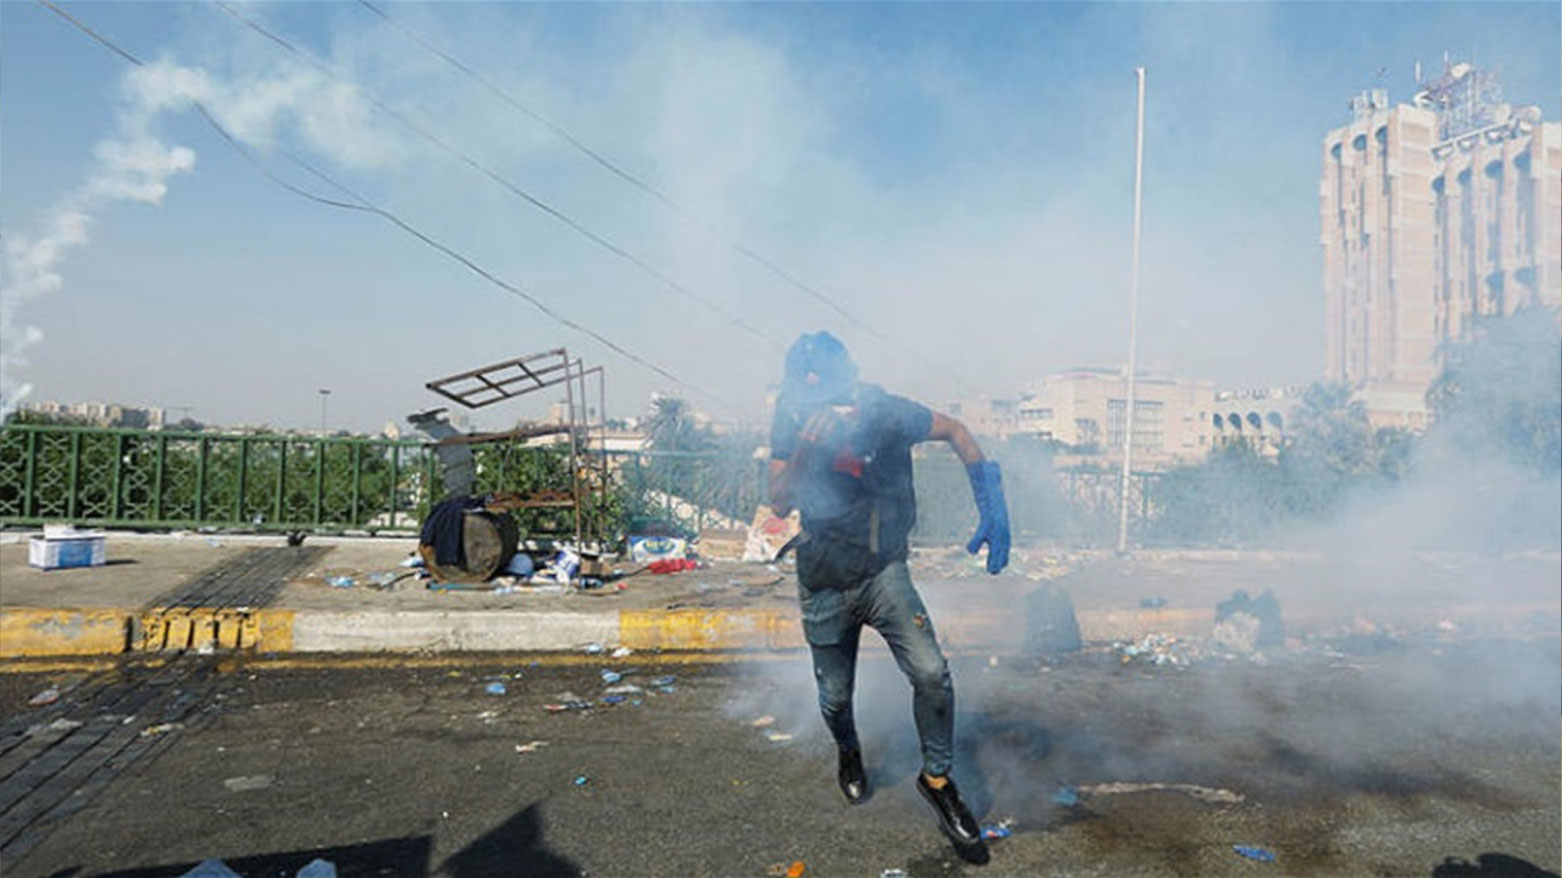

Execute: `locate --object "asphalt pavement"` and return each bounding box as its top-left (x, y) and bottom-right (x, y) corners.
top-left (1, 634), bottom-right (1557, 878)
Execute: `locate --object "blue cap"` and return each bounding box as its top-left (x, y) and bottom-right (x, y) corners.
top-left (781, 331), bottom-right (858, 405)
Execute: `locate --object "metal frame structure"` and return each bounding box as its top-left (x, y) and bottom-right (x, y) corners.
top-left (423, 349), bottom-right (609, 549)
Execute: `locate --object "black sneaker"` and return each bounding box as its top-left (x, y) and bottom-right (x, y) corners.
top-left (837, 748), bottom-right (868, 804)
top-left (917, 774), bottom-right (987, 857)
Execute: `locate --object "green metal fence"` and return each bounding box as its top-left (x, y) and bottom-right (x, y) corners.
top-left (0, 424), bottom-right (766, 539)
top-left (0, 423), bottom-right (1159, 545)
top-left (0, 425), bottom-right (440, 532)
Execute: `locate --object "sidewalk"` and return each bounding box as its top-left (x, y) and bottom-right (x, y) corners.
top-left (1, 532), bottom-right (1557, 658)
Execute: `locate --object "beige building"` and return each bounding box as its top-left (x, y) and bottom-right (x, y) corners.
top-left (1321, 61), bottom-right (1562, 428)
top-left (952, 369), bottom-right (1218, 468)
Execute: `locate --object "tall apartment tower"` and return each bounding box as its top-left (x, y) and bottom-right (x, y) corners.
top-left (1320, 61), bottom-right (1562, 426)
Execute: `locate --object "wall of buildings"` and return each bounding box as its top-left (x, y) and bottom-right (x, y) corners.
top-left (19, 399), bottom-right (166, 429)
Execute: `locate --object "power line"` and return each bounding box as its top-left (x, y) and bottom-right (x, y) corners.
top-left (212, 0), bottom-right (783, 352)
top-left (355, 0), bottom-right (893, 345)
top-left (352, 1), bottom-right (988, 400)
top-left (35, 0), bottom-right (735, 411)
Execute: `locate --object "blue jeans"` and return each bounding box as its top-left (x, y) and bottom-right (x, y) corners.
top-left (799, 560), bottom-right (955, 777)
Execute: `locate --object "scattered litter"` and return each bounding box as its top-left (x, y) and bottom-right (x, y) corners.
top-left (1051, 785), bottom-right (1080, 806)
top-left (611, 646), bottom-right (634, 658)
top-left (550, 547), bottom-right (582, 583)
top-left (600, 670), bottom-right (622, 684)
top-left (658, 685), bottom-right (678, 694)
top-left (1233, 845), bottom-right (1276, 862)
top-left (880, 871), bottom-right (909, 878)
top-left (648, 557), bottom-right (699, 574)
top-left (28, 688), bottom-right (60, 707)
top-left (475, 710), bottom-right (500, 721)
top-left (583, 642), bottom-right (604, 655)
top-left (486, 682), bottom-right (508, 696)
top-left (531, 584), bottom-right (567, 595)
top-left (326, 576), bottom-right (355, 588)
top-left (651, 675), bottom-right (677, 686)
top-left (787, 861), bottom-right (806, 878)
top-left (515, 740), bottom-right (548, 754)
top-left (368, 572), bottom-right (402, 588)
top-left (401, 556), bottom-right (425, 568)
top-left (503, 552), bottom-right (536, 577)
top-left (604, 684), bottom-right (644, 695)
top-left (27, 718), bottom-right (83, 736)
top-left (1113, 632), bottom-right (1199, 666)
top-left (545, 692), bottom-right (593, 712)
top-left (204, 538), bottom-right (223, 548)
top-left (629, 535), bottom-right (689, 562)
top-left (180, 860), bottom-right (242, 878)
top-left (601, 695), bottom-right (627, 705)
top-left (573, 775), bottom-right (589, 786)
top-left (981, 824), bottom-right (1011, 840)
top-left (1139, 596), bottom-right (1168, 608)
top-left (297, 859), bottom-right (337, 878)
top-left (140, 722), bottom-right (183, 738)
top-left (765, 732), bottom-right (794, 743)
top-left (751, 715), bottom-right (777, 728)
top-left (1077, 782), bottom-right (1244, 805)
top-left (223, 774), bottom-right (275, 792)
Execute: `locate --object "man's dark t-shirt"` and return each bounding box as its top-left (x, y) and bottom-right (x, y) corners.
top-left (770, 384), bottom-right (933, 589)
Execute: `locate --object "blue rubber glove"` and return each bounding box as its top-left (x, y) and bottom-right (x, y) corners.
top-left (965, 461), bottom-right (1011, 574)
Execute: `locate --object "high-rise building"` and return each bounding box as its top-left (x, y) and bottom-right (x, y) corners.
top-left (1320, 60), bottom-right (1562, 428)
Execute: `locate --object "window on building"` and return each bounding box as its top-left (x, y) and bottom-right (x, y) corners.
top-left (1105, 399), bottom-right (1165, 453)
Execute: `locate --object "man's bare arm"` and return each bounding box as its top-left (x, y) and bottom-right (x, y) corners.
top-left (928, 411), bottom-right (985, 465)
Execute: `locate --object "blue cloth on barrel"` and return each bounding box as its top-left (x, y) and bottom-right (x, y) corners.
top-left (420, 495), bottom-right (485, 568)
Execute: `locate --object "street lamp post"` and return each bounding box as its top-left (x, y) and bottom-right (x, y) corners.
top-left (1117, 66), bottom-right (1146, 556)
top-left (318, 389), bottom-right (331, 437)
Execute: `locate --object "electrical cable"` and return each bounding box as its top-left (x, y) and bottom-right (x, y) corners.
top-left (212, 0), bottom-right (783, 352)
top-left (355, 0), bottom-right (890, 344)
top-left (35, 0), bottom-right (736, 411)
top-left (353, 0), bottom-right (987, 398)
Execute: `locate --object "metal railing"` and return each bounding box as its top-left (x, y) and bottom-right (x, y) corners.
top-left (0, 425), bottom-right (441, 532)
top-left (0, 424), bottom-right (767, 538)
top-left (1, 424), bottom-right (1169, 544)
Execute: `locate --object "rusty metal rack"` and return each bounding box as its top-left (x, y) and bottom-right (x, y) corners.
top-left (424, 348), bottom-right (608, 549)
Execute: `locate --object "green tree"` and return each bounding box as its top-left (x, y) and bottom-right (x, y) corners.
top-left (644, 396), bottom-right (711, 452)
top-left (1427, 307), bottom-right (1561, 474)
top-left (1281, 382), bottom-right (1371, 480)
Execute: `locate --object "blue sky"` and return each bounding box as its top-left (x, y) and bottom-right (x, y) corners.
top-left (2, 1), bottom-right (1558, 432)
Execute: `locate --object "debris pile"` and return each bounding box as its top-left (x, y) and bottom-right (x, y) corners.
top-left (1111, 632), bottom-right (1202, 666)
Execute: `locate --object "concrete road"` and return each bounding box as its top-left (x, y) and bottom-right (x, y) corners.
top-left (2, 638), bottom-right (1558, 878)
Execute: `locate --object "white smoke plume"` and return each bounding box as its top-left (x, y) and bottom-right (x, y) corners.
top-left (0, 92), bottom-right (196, 420)
top-left (0, 51), bottom-right (387, 423)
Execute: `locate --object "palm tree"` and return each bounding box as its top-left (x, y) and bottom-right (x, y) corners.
top-left (644, 396), bottom-right (707, 452)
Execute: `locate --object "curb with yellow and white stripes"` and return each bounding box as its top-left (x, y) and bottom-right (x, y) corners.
top-left (2, 602), bottom-right (1555, 660)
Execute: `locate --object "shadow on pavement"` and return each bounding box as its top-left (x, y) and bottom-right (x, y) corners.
top-left (1432, 853), bottom-right (1561, 878)
top-left (441, 803), bottom-right (581, 878)
top-left (74, 805), bottom-right (580, 878)
top-left (84, 835), bottom-right (432, 877)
